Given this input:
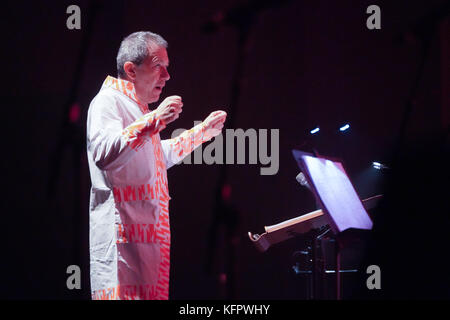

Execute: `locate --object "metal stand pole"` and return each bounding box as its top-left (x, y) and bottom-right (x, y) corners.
top-left (335, 239), bottom-right (341, 300)
top-left (311, 237), bottom-right (317, 299)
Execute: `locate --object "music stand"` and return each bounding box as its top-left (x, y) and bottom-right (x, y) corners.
top-left (292, 150), bottom-right (374, 299)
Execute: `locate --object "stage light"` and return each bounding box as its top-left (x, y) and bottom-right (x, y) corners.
top-left (372, 161), bottom-right (389, 170)
top-left (339, 124), bottom-right (350, 132)
top-left (310, 127), bottom-right (320, 134)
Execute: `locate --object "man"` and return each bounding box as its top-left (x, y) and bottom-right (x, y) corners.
top-left (86, 31), bottom-right (227, 300)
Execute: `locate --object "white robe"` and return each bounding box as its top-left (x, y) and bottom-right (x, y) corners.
top-left (86, 76), bottom-right (212, 300)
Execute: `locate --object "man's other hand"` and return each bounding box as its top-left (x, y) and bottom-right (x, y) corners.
top-left (202, 110), bottom-right (227, 138)
top-left (155, 95), bottom-right (183, 126)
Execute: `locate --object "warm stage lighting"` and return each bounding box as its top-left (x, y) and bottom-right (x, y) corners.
top-left (310, 127), bottom-right (320, 134)
top-left (339, 124), bottom-right (350, 132)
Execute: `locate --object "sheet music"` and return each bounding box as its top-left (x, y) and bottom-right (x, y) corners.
top-left (302, 155), bottom-right (373, 232)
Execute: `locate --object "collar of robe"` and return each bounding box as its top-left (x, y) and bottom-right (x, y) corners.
top-left (101, 75), bottom-right (149, 114)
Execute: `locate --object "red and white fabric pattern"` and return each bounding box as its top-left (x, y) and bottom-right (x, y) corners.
top-left (87, 76), bottom-right (212, 300)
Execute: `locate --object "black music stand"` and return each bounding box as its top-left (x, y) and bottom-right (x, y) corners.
top-left (292, 150), bottom-right (374, 299)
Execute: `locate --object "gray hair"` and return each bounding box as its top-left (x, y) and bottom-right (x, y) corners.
top-left (116, 31), bottom-right (168, 79)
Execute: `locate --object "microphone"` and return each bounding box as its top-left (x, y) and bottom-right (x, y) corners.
top-left (296, 172), bottom-right (311, 190)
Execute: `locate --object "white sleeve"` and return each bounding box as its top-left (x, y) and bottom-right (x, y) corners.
top-left (160, 122), bottom-right (215, 169)
top-left (87, 94), bottom-right (166, 171)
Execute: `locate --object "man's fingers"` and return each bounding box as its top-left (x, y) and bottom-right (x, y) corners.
top-left (200, 110), bottom-right (227, 131)
top-left (169, 104), bottom-right (182, 113)
top-left (166, 95), bottom-right (182, 101)
top-left (211, 110), bottom-right (226, 116)
top-left (206, 111), bottom-right (226, 123)
top-left (163, 113), bottom-right (180, 125)
top-left (209, 120), bottom-right (224, 129)
top-left (164, 96), bottom-right (182, 104)
top-left (168, 102), bottom-right (183, 109)
top-left (210, 114), bottom-right (226, 126)
top-left (205, 110), bottom-right (226, 119)
top-left (172, 104), bottom-right (182, 111)
top-left (163, 96), bottom-right (183, 109)
top-left (167, 100), bottom-right (182, 107)
top-left (213, 112), bottom-right (227, 121)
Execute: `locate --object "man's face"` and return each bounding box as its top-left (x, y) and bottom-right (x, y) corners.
top-left (133, 46), bottom-right (170, 104)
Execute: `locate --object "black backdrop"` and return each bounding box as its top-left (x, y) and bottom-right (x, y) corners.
top-left (2, 0), bottom-right (449, 299)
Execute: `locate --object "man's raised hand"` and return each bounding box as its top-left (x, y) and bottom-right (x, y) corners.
top-left (155, 95), bottom-right (183, 127)
top-left (202, 110), bottom-right (227, 138)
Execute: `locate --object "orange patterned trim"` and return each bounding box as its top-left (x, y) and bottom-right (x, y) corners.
top-left (168, 123), bottom-right (214, 158)
top-left (92, 283), bottom-right (160, 300)
top-left (101, 75), bottom-right (149, 114)
top-left (121, 112), bottom-right (166, 151)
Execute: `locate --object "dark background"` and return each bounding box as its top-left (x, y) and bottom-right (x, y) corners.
top-left (2, 0), bottom-right (449, 299)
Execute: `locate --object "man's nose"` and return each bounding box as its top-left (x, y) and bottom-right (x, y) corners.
top-left (161, 67), bottom-right (170, 81)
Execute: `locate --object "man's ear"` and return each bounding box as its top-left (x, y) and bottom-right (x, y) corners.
top-left (123, 61), bottom-right (137, 81)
